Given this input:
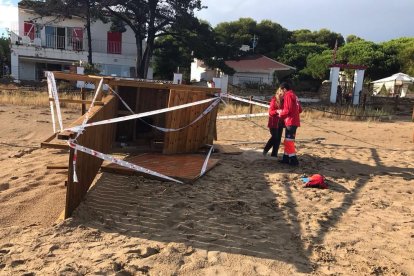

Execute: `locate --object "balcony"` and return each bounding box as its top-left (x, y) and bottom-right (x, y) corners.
top-left (10, 31), bottom-right (136, 56)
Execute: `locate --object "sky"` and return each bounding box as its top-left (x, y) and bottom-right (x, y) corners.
top-left (1, 0), bottom-right (413, 42)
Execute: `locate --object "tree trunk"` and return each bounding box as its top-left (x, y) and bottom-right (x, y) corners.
top-left (86, 1), bottom-right (93, 64)
top-left (135, 33), bottom-right (143, 78)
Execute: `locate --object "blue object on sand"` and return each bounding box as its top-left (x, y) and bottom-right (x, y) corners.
top-left (301, 177), bottom-right (310, 183)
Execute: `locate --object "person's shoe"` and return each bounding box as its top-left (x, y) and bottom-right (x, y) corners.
top-left (289, 156), bottom-right (299, 166)
top-left (262, 150), bottom-right (268, 156)
top-left (278, 154), bottom-right (290, 164)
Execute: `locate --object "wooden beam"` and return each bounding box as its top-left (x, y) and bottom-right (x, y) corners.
top-left (108, 79), bottom-right (221, 93)
top-left (42, 132), bottom-right (57, 143)
top-left (41, 142), bottom-right (69, 150)
top-left (51, 71), bottom-right (112, 83)
top-left (47, 165), bottom-right (68, 169)
top-left (48, 98), bottom-right (104, 106)
top-left (50, 71), bottom-right (221, 93)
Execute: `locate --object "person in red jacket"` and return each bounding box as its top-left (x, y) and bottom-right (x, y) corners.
top-left (277, 82), bottom-right (302, 166)
top-left (263, 88), bottom-right (284, 157)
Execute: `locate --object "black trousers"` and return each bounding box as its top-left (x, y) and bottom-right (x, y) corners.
top-left (264, 127), bottom-right (284, 157)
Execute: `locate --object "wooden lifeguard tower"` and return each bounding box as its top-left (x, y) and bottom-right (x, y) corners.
top-left (41, 72), bottom-right (221, 218)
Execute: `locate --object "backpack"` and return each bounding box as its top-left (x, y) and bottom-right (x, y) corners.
top-left (301, 174), bottom-right (328, 189)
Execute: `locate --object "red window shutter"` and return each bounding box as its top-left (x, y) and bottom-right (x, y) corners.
top-left (24, 21), bottom-right (35, 40)
top-left (107, 32), bottom-right (122, 54)
top-left (72, 28), bottom-right (83, 50)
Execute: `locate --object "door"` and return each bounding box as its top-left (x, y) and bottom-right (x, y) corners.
top-left (56, 27), bottom-right (66, 49)
top-left (45, 26), bottom-right (56, 48)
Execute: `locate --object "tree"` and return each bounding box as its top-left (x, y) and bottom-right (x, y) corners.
top-left (99, 0), bottom-right (203, 78)
top-left (337, 41), bottom-right (399, 80)
top-left (346, 34), bottom-right (364, 43)
top-left (291, 28), bottom-right (344, 48)
top-left (302, 50), bottom-right (333, 80)
top-left (153, 19), bottom-right (235, 80)
top-left (214, 18), bottom-right (290, 58)
top-left (382, 37), bottom-right (414, 76)
top-left (277, 42), bottom-right (328, 72)
top-left (0, 36), bottom-right (11, 77)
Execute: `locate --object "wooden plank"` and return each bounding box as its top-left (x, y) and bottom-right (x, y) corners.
top-left (58, 94), bottom-right (116, 140)
top-left (50, 71), bottom-right (220, 93)
top-left (47, 165), bottom-right (68, 169)
top-left (41, 142), bottom-right (69, 150)
top-left (48, 98), bottom-right (104, 106)
top-left (64, 94), bottom-right (118, 218)
top-left (51, 71), bottom-right (112, 83)
top-left (42, 132), bottom-right (57, 143)
top-left (108, 78), bottom-right (221, 92)
top-left (101, 153), bottom-right (220, 183)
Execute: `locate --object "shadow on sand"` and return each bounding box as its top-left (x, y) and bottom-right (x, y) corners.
top-left (70, 145), bottom-right (413, 273)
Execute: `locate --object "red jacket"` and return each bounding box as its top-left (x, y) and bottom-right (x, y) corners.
top-left (268, 96), bottom-right (281, 128)
top-left (279, 90), bottom-right (302, 127)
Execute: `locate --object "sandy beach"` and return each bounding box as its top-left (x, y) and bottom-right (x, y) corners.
top-left (0, 103), bottom-right (413, 275)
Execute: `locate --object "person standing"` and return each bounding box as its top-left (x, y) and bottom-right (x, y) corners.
top-left (277, 82), bottom-right (302, 166)
top-left (263, 88), bottom-right (284, 157)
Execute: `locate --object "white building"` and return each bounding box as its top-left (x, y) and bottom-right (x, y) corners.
top-left (191, 55), bottom-right (295, 86)
top-left (10, 2), bottom-right (152, 81)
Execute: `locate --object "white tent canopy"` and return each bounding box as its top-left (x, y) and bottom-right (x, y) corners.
top-left (371, 72), bottom-right (414, 97)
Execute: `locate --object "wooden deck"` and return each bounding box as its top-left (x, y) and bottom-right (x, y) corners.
top-left (101, 153), bottom-right (219, 183)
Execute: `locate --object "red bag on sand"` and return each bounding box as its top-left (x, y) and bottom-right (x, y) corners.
top-left (303, 174), bottom-right (328, 189)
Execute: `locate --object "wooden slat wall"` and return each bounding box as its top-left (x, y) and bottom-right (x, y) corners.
top-left (65, 95), bottom-right (118, 218)
top-left (163, 89), bottom-right (218, 154)
top-left (135, 88), bottom-right (170, 142)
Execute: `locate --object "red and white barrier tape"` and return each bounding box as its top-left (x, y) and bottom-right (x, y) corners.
top-left (109, 86), bottom-right (220, 132)
top-left (221, 93), bottom-right (270, 108)
top-left (46, 71), bottom-right (64, 133)
top-left (217, 113), bottom-right (268, 120)
top-left (65, 97), bottom-right (219, 133)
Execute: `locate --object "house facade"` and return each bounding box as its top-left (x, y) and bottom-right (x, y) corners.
top-left (191, 55), bottom-right (295, 86)
top-left (10, 3), bottom-right (152, 81)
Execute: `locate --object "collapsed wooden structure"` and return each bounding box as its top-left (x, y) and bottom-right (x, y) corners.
top-left (42, 72), bottom-right (221, 218)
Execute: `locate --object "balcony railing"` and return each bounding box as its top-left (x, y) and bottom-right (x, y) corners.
top-left (10, 31), bottom-right (136, 55)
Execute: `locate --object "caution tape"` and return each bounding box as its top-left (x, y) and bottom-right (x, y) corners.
top-left (108, 86), bottom-right (220, 132)
top-left (46, 71), bottom-right (64, 133)
top-left (67, 140), bottom-right (183, 184)
top-left (221, 93), bottom-right (270, 108)
top-left (66, 97), bottom-right (219, 133)
top-left (217, 113), bottom-right (268, 120)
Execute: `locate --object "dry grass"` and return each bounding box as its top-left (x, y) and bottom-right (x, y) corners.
top-left (301, 105), bottom-right (391, 121)
top-left (218, 102), bottom-right (390, 122)
top-left (219, 102), bottom-right (267, 115)
top-left (0, 89), bottom-right (92, 109)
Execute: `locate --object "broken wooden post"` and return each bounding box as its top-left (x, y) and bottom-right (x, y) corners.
top-left (81, 87), bottom-right (86, 115)
top-left (249, 96), bottom-right (253, 119)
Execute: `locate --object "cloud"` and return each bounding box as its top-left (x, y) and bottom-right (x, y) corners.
top-left (0, 0), bottom-right (18, 30)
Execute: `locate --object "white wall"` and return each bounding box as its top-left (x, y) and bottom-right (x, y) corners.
top-left (190, 59), bottom-right (216, 81)
top-left (232, 72), bottom-right (273, 85)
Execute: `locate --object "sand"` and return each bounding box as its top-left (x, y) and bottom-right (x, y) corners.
top-left (0, 103), bottom-right (413, 275)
